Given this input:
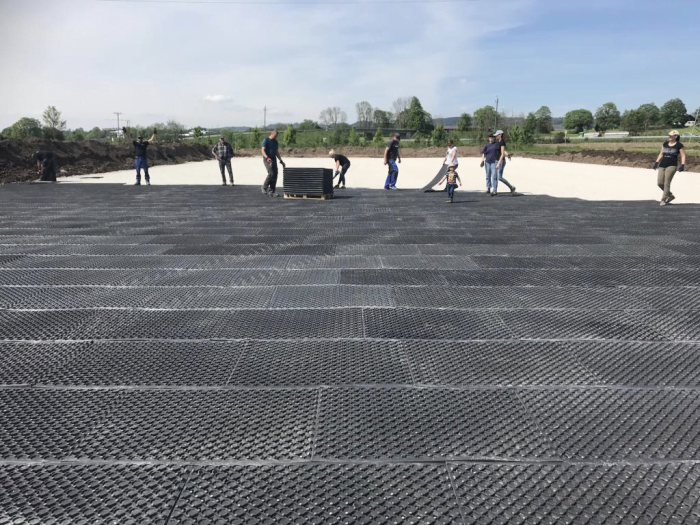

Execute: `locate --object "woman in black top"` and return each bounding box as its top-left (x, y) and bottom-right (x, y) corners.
top-left (653, 130), bottom-right (686, 205)
top-left (329, 150), bottom-right (350, 189)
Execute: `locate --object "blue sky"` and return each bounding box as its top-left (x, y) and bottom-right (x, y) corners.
top-left (0, 0), bottom-right (697, 129)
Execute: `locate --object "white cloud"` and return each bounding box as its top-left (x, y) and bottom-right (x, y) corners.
top-left (203, 95), bottom-right (232, 104)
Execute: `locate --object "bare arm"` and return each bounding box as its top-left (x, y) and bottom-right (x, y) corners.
top-left (655, 146), bottom-right (664, 163)
top-left (261, 146), bottom-right (268, 160)
top-left (497, 145), bottom-right (506, 166)
top-left (146, 133), bottom-right (156, 143)
top-left (335, 160), bottom-right (340, 170)
top-left (680, 147), bottom-right (686, 165)
top-left (276, 151), bottom-right (285, 166)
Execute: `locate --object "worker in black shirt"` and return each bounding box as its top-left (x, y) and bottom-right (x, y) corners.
top-left (33, 150), bottom-right (56, 182)
top-left (123, 127), bottom-right (156, 185)
top-left (328, 149), bottom-right (350, 189)
top-left (653, 130), bottom-right (687, 206)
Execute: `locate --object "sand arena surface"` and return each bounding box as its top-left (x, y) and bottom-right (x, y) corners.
top-left (60, 156), bottom-right (700, 204)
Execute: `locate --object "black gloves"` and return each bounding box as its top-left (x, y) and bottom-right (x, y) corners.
top-left (679, 164), bottom-right (685, 172)
top-left (480, 161), bottom-right (485, 168)
top-left (334, 171), bottom-right (340, 177)
top-left (122, 127), bottom-right (127, 134)
top-left (153, 128), bottom-right (157, 135)
top-left (652, 162), bottom-right (659, 170)
top-left (507, 154), bottom-right (512, 161)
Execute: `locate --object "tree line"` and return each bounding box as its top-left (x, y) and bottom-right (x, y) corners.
top-left (2, 97), bottom-right (696, 148)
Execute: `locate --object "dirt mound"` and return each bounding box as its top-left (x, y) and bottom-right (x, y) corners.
top-left (0, 138), bottom-right (213, 183)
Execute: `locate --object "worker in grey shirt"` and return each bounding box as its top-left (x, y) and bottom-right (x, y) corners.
top-left (212, 136), bottom-right (235, 186)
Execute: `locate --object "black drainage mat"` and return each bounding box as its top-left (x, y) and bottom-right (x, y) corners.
top-left (364, 308), bottom-right (511, 340)
top-left (314, 387), bottom-right (550, 460)
top-left (402, 340), bottom-right (597, 386)
top-left (230, 339), bottom-right (411, 386)
top-left (564, 340), bottom-right (700, 387)
top-left (519, 388), bottom-right (700, 460)
top-left (450, 462), bottom-right (700, 525)
top-left (169, 464), bottom-right (461, 525)
top-left (72, 389), bottom-right (317, 461)
top-left (0, 464), bottom-right (189, 525)
top-left (0, 389), bottom-right (122, 460)
top-left (0, 342), bottom-right (78, 386)
top-left (37, 340), bottom-right (247, 387)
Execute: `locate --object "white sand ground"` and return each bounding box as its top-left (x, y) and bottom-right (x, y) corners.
top-left (60, 157), bottom-right (699, 203)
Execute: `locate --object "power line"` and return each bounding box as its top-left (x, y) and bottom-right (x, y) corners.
top-left (97, 0), bottom-right (482, 5)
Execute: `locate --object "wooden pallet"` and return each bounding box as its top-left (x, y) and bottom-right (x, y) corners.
top-left (284, 193), bottom-right (333, 200)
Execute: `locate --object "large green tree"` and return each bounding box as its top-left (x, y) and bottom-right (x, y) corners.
top-left (431, 125), bottom-right (446, 144)
top-left (473, 105), bottom-right (498, 135)
top-left (594, 102), bottom-right (621, 133)
top-left (636, 103), bottom-right (661, 130)
top-left (522, 113), bottom-right (538, 142)
top-left (620, 109), bottom-right (646, 134)
top-left (42, 106), bottom-right (67, 140)
top-left (283, 124), bottom-right (297, 145)
top-left (69, 128), bottom-right (86, 141)
top-left (86, 127), bottom-right (105, 140)
top-left (406, 97), bottom-right (433, 133)
top-left (298, 119), bottom-right (319, 131)
top-left (372, 109), bottom-right (393, 128)
top-left (564, 109), bottom-right (594, 133)
top-left (9, 117), bottom-right (43, 139)
top-left (660, 98), bottom-right (687, 126)
top-left (372, 126), bottom-right (384, 146)
top-left (534, 106), bottom-right (553, 133)
top-left (457, 113), bottom-right (472, 131)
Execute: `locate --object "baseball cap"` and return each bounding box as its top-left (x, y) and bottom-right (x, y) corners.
top-left (494, 130), bottom-right (504, 136)
top-left (220, 135), bottom-right (226, 139)
top-left (394, 133), bottom-right (401, 138)
top-left (669, 130), bottom-right (680, 137)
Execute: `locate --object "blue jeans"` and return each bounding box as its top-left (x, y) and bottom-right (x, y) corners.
top-left (384, 159), bottom-right (398, 188)
top-left (485, 162), bottom-right (497, 191)
top-left (496, 161), bottom-right (513, 191)
top-left (446, 183), bottom-right (457, 200)
top-left (135, 156), bottom-right (150, 183)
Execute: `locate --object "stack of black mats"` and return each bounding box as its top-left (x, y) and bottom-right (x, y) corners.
top-left (283, 168), bottom-right (334, 197)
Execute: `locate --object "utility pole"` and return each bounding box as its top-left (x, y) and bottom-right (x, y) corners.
top-left (263, 106), bottom-right (267, 130)
top-left (114, 112), bottom-right (122, 139)
top-left (494, 96), bottom-right (499, 131)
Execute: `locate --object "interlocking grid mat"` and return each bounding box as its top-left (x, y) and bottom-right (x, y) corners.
top-left (1, 183), bottom-right (700, 523)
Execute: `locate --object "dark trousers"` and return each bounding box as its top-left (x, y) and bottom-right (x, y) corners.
top-left (219, 158), bottom-right (233, 183)
top-left (446, 183), bottom-right (457, 200)
top-left (39, 160), bottom-right (56, 182)
top-left (263, 159), bottom-right (279, 193)
top-left (337, 163), bottom-right (350, 186)
top-left (135, 156), bottom-right (149, 182)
